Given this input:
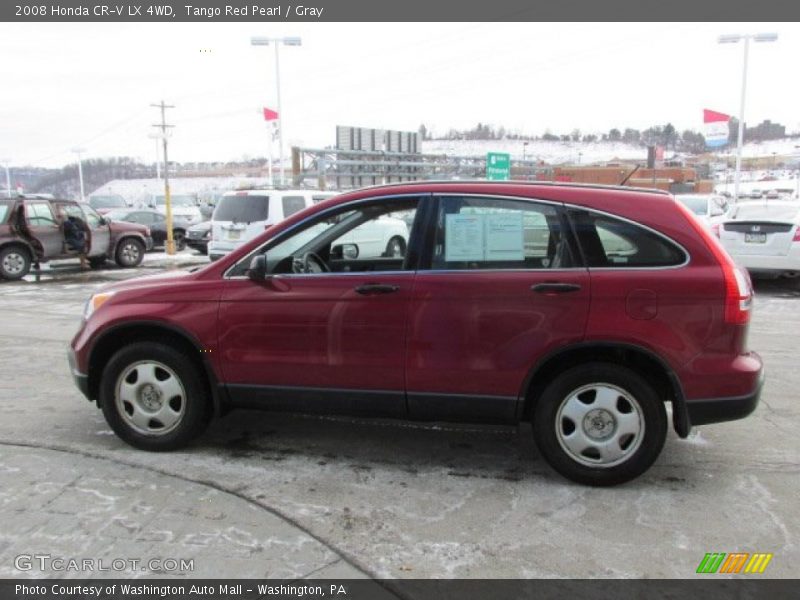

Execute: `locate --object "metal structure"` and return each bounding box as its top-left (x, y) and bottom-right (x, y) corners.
top-left (290, 146), bottom-right (554, 190)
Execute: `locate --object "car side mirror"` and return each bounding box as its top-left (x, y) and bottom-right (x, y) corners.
top-left (98, 217), bottom-right (107, 225)
top-left (331, 243), bottom-right (359, 260)
top-left (247, 254), bottom-right (268, 281)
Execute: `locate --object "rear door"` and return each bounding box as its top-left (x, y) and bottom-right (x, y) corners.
top-left (406, 194), bottom-right (590, 423)
top-left (24, 201), bottom-right (63, 257)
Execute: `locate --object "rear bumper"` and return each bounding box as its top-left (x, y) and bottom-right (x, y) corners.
top-left (683, 359), bottom-right (764, 428)
top-left (727, 251), bottom-right (800, 274)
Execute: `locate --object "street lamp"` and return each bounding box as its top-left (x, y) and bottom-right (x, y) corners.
top-left (71, 147), bottom-right (86, 201)
top-left (718, 32), bottom-right (778, 202)
top-left (251, 36), bottom-right (302, 185)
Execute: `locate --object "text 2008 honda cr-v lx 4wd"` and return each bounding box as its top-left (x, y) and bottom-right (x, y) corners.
top-left (68, 182), bottom-right (764, 485)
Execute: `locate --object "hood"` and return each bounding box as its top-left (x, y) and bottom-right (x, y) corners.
top-left (100, 269), bottom-right (195, 295)
top-left (108, 220), bottom-right (149, 235)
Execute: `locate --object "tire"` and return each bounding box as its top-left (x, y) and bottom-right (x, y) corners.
top-left (115, 237), bottom-right (145, 268)
top-left (532, 362), bottom-right (667, 486)
top-left (0, 245), bottom-right (32, 280)
top-left (172, 230), bottom-right (187, 252)
top-left (384, 236), bottom-right (406, 258)
top-left (88, 256), bottom-right (107, 269)
top-left (99, 342), bottom-right (211, 451)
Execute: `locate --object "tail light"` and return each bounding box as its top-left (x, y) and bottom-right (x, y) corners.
top-left (793, 227), bottom-right (800, 243)
top-left (711, 223), bottom-right (721, 238)
top-left (675, 200), bottom-right (752, 325)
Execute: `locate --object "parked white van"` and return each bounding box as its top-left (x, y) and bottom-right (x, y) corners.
top-left (147, 194), bottom-right (203, 225)
top-left (208, 189), bottom-right (336, 261)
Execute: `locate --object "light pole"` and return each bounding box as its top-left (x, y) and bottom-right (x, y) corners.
top-left (71, 147), bottom-right (86, 201)
top-left (718, 32), bottom-right (778, 202)
top-left (251, 36), bottom-right (302, 186)
top-left (1, 158), bottom-right (10, 198)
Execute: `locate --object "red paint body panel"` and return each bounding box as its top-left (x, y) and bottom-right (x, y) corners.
top-left (406, 270), bottom-right (590, 399)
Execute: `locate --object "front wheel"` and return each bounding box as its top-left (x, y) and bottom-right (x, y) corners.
top-left (532, 363), bottom-right (667, 486)
top-left (99, 342), bottom-right (211, 451)
top-left (115, 238), bottom-right (144, 268)
top-left (0, 246), bottom-right (32, 280)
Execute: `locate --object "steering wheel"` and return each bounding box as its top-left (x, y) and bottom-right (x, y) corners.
top-left (292, 252), bottom-right (330, 274)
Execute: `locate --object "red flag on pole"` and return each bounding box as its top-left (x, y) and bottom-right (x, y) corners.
top-left (263, 107), bottom-right (279, 121)
top-left (703, 109), bottom-right (730, 123)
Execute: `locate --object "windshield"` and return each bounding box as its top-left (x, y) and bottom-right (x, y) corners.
top-left (676, 196), bottom-right (708, 216)
top-left (213, 195), bottom-right (269, 223)
top-left (89, 195), bottom-right (126, 209)
top-left (154, 195), bottom-right (196, 207)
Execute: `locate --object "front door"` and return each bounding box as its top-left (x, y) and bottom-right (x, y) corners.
top-left (80, 204), bottom-right (111, 256)
top-left (406, 194), bottom-right (591, 423)
top-left (218, 196), bottom-right (424, 417)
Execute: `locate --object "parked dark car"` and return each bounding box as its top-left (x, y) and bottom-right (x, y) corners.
top-left (0, 197), bottom-right (152, 280)
top-left (185, 221), bottom-right (211, 254)
top-left (69, 182), bottom-right (763, 486)
top-left (104, 208), bottom-right (190, 251)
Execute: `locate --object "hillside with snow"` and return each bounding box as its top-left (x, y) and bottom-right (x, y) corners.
top-left (422, 137), bottom-right (800, 164)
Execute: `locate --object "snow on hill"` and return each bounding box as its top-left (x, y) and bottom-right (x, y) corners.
top-left (422, 137), bottom-right (800, 164)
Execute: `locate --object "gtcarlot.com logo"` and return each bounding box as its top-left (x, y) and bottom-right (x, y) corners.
top-left (696, 552), bottom-right (773, 574)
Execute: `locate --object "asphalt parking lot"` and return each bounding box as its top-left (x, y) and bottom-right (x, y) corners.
top-left (0, 257), bottom-right (798, 580)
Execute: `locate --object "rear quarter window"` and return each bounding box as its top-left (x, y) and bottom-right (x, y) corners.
top-left (570, 210), bottom-right (686, 268)
top-left (0, 204), bottom-right (9, 223)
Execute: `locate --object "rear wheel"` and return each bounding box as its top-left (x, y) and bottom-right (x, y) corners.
top-left (115, 238), bottom-right (144, 268)
top-left (384, 236), bottom-right (406, 258)
top-left (99, 342), bottom-right (210, 451)
top-left (532, 362), bottom-right (667, 486)
top-left (0, 246), bottom-right (32, 280)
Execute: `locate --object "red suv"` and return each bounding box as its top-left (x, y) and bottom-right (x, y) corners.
top-left (68, 182), bottom-right (763, 485)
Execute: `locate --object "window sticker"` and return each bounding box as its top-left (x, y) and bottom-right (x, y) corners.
top-left (445, 214), bottom-right (484, 261)
top-left (485, 213), bottom-right (524, 261)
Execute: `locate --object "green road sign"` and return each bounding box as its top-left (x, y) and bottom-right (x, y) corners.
top-left (486, 152), bottom-right (510, 180)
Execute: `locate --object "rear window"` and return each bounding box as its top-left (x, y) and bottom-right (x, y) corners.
top-left (729, 203), bottom-right (800, 222)
top-left (570, 210), bottom-right (686, 268)
top-left (281, 196), bottom-right (307, 218)
top-left (213, 194), bottom-right (270, 223)
top-left (0, 204), bottom-right (8, 223)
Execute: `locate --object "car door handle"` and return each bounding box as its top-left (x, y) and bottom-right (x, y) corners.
top-left (531, 283), bottom-right (582, 294)
top-left (355, 284), bottom-right (400, 295)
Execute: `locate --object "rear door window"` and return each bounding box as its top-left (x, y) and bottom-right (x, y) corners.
top-left (281, 196), bottom-right (307, 218)
top-left (26, 202), bottom-right (57, 226)
top-left (430, 196), bottom-right (573, 270)
top-left (213, 195), bottom-right (270, 223)
top-left (569, 210), bottom-right (686, 267)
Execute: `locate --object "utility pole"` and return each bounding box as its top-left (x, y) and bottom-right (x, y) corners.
top-left (151, 101), bottom-right (175, 254)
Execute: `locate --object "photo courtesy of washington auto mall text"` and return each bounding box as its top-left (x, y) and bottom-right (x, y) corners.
top-left (0, 0), bottom-right (799, 598)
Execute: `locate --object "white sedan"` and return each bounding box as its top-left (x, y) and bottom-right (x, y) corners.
top-left (717, 200), bottom-right (800, 277)
top-left (334, 215), bottom-right (409, 258)
top-left (674, 194), bottom-right (729, 228)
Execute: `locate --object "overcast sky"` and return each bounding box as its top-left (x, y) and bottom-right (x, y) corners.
top-left (2, 21), bottom-right (799, 168)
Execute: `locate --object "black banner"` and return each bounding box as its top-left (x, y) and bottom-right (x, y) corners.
top-left (2, 579), bottom-right (799, 600)
top-left (2, 0), bottom-right (800, 22)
